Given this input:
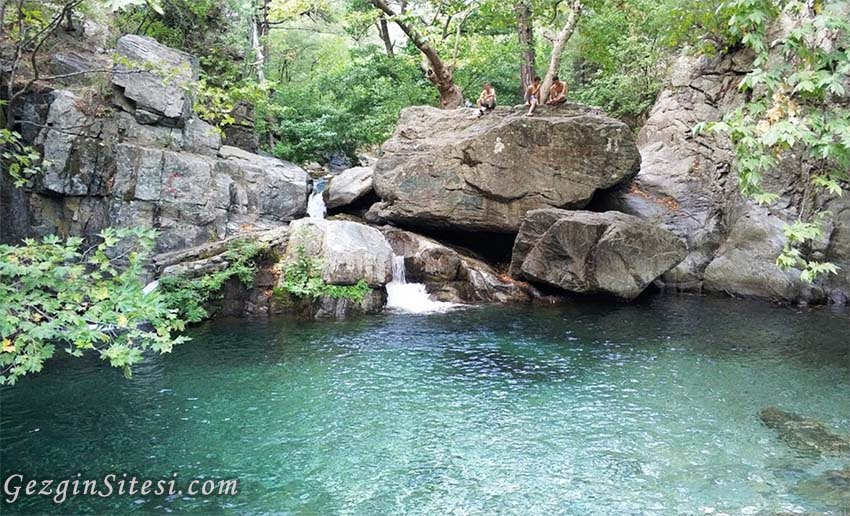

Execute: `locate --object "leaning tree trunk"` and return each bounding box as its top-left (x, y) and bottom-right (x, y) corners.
top-left (515, 0), bottom-right (536, 91)
top-left (540, 1), bottom-right (582, 102)
top-left (377, 15), bottom-right (394, 57)
top-left (371, 0), bottom-right (464, 109)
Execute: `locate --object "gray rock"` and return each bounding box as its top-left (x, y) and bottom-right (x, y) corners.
top-left (113, 34), bottom-right (198, 126)
top-left (35, 90), bottom-right (98, 196)
top-left (181, 117), bottom-right (221, 156)
top-left (512, 209), bottom-right (687, 300)
top-left (285, 218), bottom-right (393, 287)
top-left (216, 145), bottom-right (308, 226)
top-left (703, 213), bottom-right (803, 301)
top-left (599, 24), bottom-right (850, 304)
top-left (49, 50), bottom-right (111, 84)
top-left (759, 407), bottom-right (850, 456)
top-left (326, 166), bottom-right (373, 209)
top-left (311, 290), bottom-right (387, 319)
top-left (374, 104), bottom-right (640, 232)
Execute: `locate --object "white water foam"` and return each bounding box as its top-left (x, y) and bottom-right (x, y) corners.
top-left (307, 180), bottom-right (327, 219)
top-left (385, 255), bottom-right (460, 314)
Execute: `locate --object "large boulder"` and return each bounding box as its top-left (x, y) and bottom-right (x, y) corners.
top-left (112, 34), bottom-right (198, 127)
top-left (373, 105), bottom-right (640, 233)
top-left (285, 219), bottom-right (393, 287)
top-left (702, 213), bottom-right (804, 301)
top-left (326, 166), bottom-right (373, 209)
top-left (15, 88), bottom-right (309, 254)
top-left (510, 209), bottom-right (686, 300)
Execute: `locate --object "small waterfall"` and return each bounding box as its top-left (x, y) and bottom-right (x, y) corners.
top-left (386, 255), bottom-right (459, 314)
top-left (307, 179), bottom-right (327, 219)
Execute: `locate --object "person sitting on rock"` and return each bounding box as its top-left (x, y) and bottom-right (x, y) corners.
top-left (525, 76), bottom-right (542, 116)
top-left (477, 82), bottom-right (497, 116)
top-left (546, 76), bottom-right (568, 105)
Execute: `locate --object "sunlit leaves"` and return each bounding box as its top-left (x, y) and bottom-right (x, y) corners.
top-left (0, 228), bottom-right (188, 385)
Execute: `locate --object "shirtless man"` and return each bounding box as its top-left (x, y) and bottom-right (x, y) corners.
top-left (525, 76), bottom-right (542, 116)
top-left (477, 82), bottom-right (496, 116)
top-left (546, 76), bottom-right (568, 105)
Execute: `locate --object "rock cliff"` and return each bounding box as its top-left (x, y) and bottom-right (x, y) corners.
top-left (1, 35), bottom-right (309, 255)
top-left (602, 49), bottom-right (850, 304)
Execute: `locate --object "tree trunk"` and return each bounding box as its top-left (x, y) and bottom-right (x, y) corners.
top-left (515, 0), bottom-right (536, 91)
top-left (540, 1), bottom-right (582, 102)
top-left (377, 16), bottom-right (394, 57)
top-left (370, 0), bottom-right (463, 109)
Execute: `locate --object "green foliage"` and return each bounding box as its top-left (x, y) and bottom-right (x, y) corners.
top-left (0, 125), bottom-right (43, 187)
top-left (703, 0), bottom-right (849, 282)
top-left (276, 246), bottom-right (372, 303)
top-left (565, 0), bottom-right (738, 120)
top-left (158, 239), bottom-right (271, 323)
top-left (264, 47), bottom-right (435, 162)
top-left (0, 228), bottom-right (188, 385)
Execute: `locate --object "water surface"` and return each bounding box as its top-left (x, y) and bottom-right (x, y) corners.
top-left (2, 295), bottom-right (848, 514)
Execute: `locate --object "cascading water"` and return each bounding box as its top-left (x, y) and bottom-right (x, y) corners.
top-left (385, 254), bottom-right (459, 314)
top-left (307, 179), bottom-right (327, 219)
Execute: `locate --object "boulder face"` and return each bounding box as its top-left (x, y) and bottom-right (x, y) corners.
top-left (285, 219), bottom-right (393, 287)
top-left (510, 209), bottom-right (686, 300)
top-left (326, 166), bottom-right (374, 209)
top-left (112, 34), bottom-right (198, 127)
top-left (373, 105), bottom-right (640, 233)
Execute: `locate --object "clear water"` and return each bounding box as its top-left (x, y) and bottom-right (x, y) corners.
top-left (1, 295), bottom-right (848, 515)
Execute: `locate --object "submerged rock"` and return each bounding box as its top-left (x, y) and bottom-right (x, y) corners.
top-left (759, 407), bottom-right (850, 456)
top-left (795, 466), bottom-right (850, 509)
top-left (510, 209), bottom-right (687, 300)
top-left (326, 166), bottom-right (374, 209)
top-left (373, 105), bottom-right (640, 233)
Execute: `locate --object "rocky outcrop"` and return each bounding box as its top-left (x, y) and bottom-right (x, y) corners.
top-left (112, 35), bottom-right (198, 127)
top-left (373, 105), bottom-right (640, 233)
top-left (602, 37), bottom-right (850, 304)
top-left (380, 226), bottom-right (548, 304)
top-left (326, 166), bottom-right (373, 209)
top-left (510, 209), bottom-right (687, 300)
top-left (759, 407), bottom-right (850, 456)
top-left (3, 39), bottom-right (308, 255)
